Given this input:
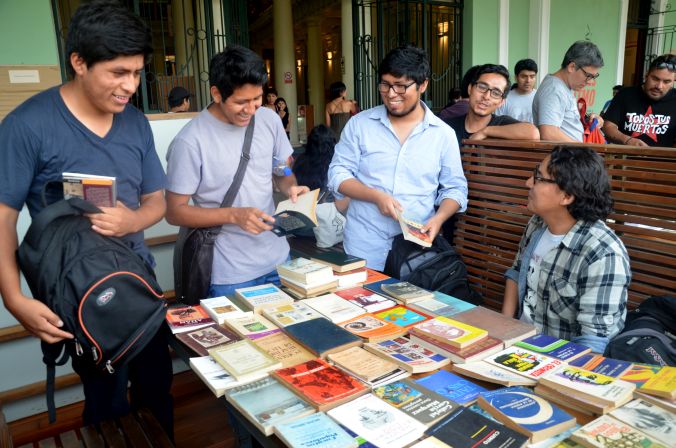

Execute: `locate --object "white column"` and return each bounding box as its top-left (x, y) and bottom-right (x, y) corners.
top-left (273, 0), bottom-right (299, 145)
top-left (498, 0), bottom-right (510, 68)
top-left (307, 19), bottom-right (325, 126)
top-left (341, 0), bottom-right (355, 97)
top-left (617, 0), bottom-right (630, 84)
top-left (649, 0), bottom-right (668, 59)
top-left (529, 0), bottom-right (550, 83)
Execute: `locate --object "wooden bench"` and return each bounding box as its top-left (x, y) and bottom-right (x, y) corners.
top-left (454, 139), bottom-right (676, 312)
top-left (0, 404), bottom-right (173, 448)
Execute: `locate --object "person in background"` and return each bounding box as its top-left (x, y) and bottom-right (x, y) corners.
top-left (0, 0), bottom-right (172, 435)
top-left (325, 81), bottom-right (358, 138)
top-left (502, 146), bottom-right (630, 354)
top-left (602, 54), bottom-right (676, 146)
top-left (496, 58), bottom-right (538, 123)
top-left (167, 86), bottom-right (191, 113)
top-left (328, 45), bottom-right (467, 270)
top-left (437, 66), bottom-right (480, 121)
top-left (275, 97), bottom-right (290, 139)
top-left (264, 87), bottom-right (277, 110)
top-left (600, 84), bottom-right (623, 117)
top-left (533, 41), bottom-right (605, 142)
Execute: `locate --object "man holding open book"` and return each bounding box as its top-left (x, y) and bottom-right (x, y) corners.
top-left (328, 45), bottom-right (468, 270)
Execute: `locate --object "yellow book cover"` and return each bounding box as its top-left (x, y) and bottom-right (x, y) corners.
top-left (640, 366), bottom-right (676, 399)
top-left (410, 316), bottom-right (487, 349)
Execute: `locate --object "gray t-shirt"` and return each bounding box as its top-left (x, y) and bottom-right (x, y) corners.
top-left (496, 89), bottom-right (536, 123)
top-left (533, 74), bottom-right (583, 141)
top-left (166, 106), bottom-right (293, 284)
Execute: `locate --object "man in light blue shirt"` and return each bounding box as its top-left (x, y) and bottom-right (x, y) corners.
top-left (328, 45), bottom-right (468, 270)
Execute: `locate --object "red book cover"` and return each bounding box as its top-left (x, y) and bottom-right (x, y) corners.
top-left (166, 305), bottom-right (212, 328)
top-left (272, 359), bottom-right (368, 411)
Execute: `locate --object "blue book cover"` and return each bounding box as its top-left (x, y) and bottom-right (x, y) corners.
top-left (363, 277), bottom-right (401, 296)
top-left (274, 412), bottom-right (356, 448)
top-left (569, 354), bottom-right (632, 377)
top-left (431, 291), bottom-right (476, 315)
top-left (375, 306), bottom-right (430, 328)
top-left (515, 334), bottom-right (590, 361)
top-left (478, 386), bottom-right (575, 433)
top-left (415, 370), bottom-right (487, 406)
top-left (283, 318), bottom-right (361, 357)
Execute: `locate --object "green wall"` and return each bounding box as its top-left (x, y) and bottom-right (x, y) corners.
top-left (507, 0), bottom-right (530, 75)
top-left (462, 0), bottom-right (500, 72)
top-left (0, 0), bottom-right (59, 65)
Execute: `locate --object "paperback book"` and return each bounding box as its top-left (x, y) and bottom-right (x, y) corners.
top-left (374, 306), bottom-right (432, 328)
top-left (452, 307), bottom-right (536, 347)
top-left (363, 337), bottom-right (450, 373)
top-left (515, 334), bottom-right (591, 362)
top-left (175, 323), bottom-right (242, 356)
top-left (484, 346), bottom-right (563, 380)
top-left (539, 365), bottom-right (636, 408)
top-left (363, 277), bottom-right (402, 297)
top-left (272, 188), bottom-right (319, 236)
top-left (620, 363), bottom-right (663, 387)
top-left (408, 291), bottom-right (476, 318)
top-left (165, 305), bottom-right (214, 334)
top-left (379, 282), bottom-right (434, 304)
top-left (225, 376), bottom-right (315, 436)
top-left (396, 210), bottom-right (432, 247)
top-left (639, 366), bottom-right (675, 399)
top-left (189, 356), bottom-right (267, 397)
top-left (363, 269), bottom-right (390, 284)
top-left (609, 398), bottom-right (675, 445)
top-left (252, 332), bottom-right (316, 368)
top-left (273, 412), bottom-right (357, 448)
top-left (533, 384), bottom-right (609, 416)
top-left (569, 354), bottom-right (632, 378)
top-left (262, 302), bottom-right (323, 327)
top-left (410, 316), bottom-right (488, 349)
top-left (291, 244), bottom-right (366, 273)
top-left (333, 267), bottom-right (368, 288)
top-left (208, 339), bottom-right (282, 381)
top-left (277, 257), bottom-right (335, 284)
top-left (272, 358), bottom-right (368, 411)
top-left (478, 386), bottom-right (577, 443)
top-left (337, 314), bottom-right (407, 343)
top-left (282, 317), bottom-right (362, 358)
top-left (223, 314), bottom-right (281, 340)
top-left (409, 332), bottom-right (504, 364)
top-left (328, 346), bottom-right (410, 388)
top-left (62, 172), bottom-right (117, 207)
top-left (452, 361), bottom-right (537, 387)
top-left (334, 287), bottom-right (396, 313)
top-left (570, 415), bottom-right (667, 448)
top-left (235, 283), bottom-right (294, 313)
top-left (415, 369), bottom-right (488, 406)
top-left (302, 293), bottom-right (365, 323)
top-left (280, 276), bottom-right (339, 298)
top-left (199, 295), bottom-right (250, 324)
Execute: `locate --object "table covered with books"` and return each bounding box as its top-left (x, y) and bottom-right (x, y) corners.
top-left (167, 248), bottom-right (675, 448)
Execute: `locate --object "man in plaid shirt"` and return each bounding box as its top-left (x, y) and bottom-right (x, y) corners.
top-left (502, 146), bottom-right (631, 353)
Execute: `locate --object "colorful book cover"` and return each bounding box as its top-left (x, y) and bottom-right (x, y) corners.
top-left (571, 415), bottom-right (667, 448)
top-left (338, 314), bottom-right (406, 342)
top-left (478, 386), bottom-right (576, 443)
top-left (485, 346), bottom-right (563, 379)
top-left (380, 282), bottom-right (433, 303)
top-left (609, 399), bottom-right (675, 445)
top-left (640, 366), bottom-right (676, 399)
top-left (334, 287), bottom-right (396, 313)
top-left (272, 359), bottom-right (368, 411)
top-left (224, 314), bottom-right (281, 340)
top-left (235, 283), bottom-right (294, 311)
top-left (409, 291), bottom-right (476, 318)
top-left (199, 295), bottom-right (250, 324)
top-left (409, 332), bottom-right (504, 364)
top-left (415, 370), bottom-right (487, 406)
top-left (363, 269), bottom-right (390, 284)
top-left (274, 412), bottom-right (357, 448)
top-left (283, 317), bottom-right (362, 357)
top-left (410, 316), bottom-right (488, 349)
top-left (363, 277), bottom-right (402, 296)
top-left (175, 324), bottom-right (242, 356)
top-left (515, 334), bottom-right (591, 361)
top-left (452, 306), bottom-right (536, 346)
top-left (539, 365), bottom-right (635, 406)
top-left (165, 305), bottom-right (213, 333)
top-left (261, 302), bottom-right (323, 327)
top-left (452, 361), bottom-right (537, 387)
top-left (569, 354), bottom-right (632, 378)
top-left (363, 337), bottom-right (450, 373)
top-left (374, 306), bottom-right (431, 328)
top-left (372, 378), bottom-right (459, 426)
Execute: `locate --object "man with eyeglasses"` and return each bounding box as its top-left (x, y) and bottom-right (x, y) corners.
top-left (533, 41), bottom-right (605, 142)
top-left (502, 147), bottom-right (630, 354)
top-left (444, 64), bottom-right (539, 146)
top-left (328, 45), bottom-right (467, 270)
top-left (602, 54), bottom-right (676, 147)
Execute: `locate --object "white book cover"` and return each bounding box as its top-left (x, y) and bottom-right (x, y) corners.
top-left (188, 356), bottom-right (271, 397)
top-left (540, 365), bottom-right (635, 406)
top-left (302, 293), bottom-right (365, 323)
top-left (200, 296), bottom-right (251, 324)
top-left (277, 258), bottom-right (335, 284)
top-left (235, 283), bottom-right (294, 311)
top-left (609, 399), bottom-right (675, 445)
top-left (453, 361), bottom-right (537, 386)
top-left (327, 393), bottom-right (426, 448)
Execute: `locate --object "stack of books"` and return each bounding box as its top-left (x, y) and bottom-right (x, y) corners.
top-left (234, 283), bottom-right (294, 313)
top-left (165, 304), bottom-right (214, 334)
top-left (277, 258), bottom-right (339, 298)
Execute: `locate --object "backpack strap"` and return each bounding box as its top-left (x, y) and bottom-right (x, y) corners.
top-left (41, 341), bottom-right (71, 423)
top-left (220, 115), bottom-right (255, 208)
top-left (23, 198), bottom-right (100, 248)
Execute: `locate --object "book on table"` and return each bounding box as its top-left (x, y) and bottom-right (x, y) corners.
top-left (276, 257), bottom-right (335, 284)
top-left (165, 304), bottom-right (214, 334)
top-left (637, 365), bottom-right (675, 399)
top-left (189, 355), bottom-right (268, 398)
top-left (409, 332), bottom-right (504, 364)
top-left (234, 283), bottom-right (294, 313)
top-left (570, 414), bottom-right (668, 448)
top-left (290, 240), bottom-right (366, 273)
top-left (301, 293), bottom-right (365, 323)
top-left (251, 331), bottom-right (316, 368)
top-left (371, 378), bottom-right (460, 427)
top-left (514, 334), bottom-right (591, 362)
top-left (363, 268), bottom-right (390, 284)
top-left (477, 386), bottom-right (577, 443)
top-left (452, 306), bottom-right (536, 347)
top-left (224, 376), bottom-right (315, 436)
top-left (282, 317), bottom-right (362, 358)
top-left (175, 323), bottom-right (242, 356)
top-left (409, 316), bottom-right (488, 349)
top-left (407, 291), bottom-right (476, 318)
top-left (327, 346), bottom-right (410, 388)
top-left (62, 172), bottom-right (117, 207)
top-left (333, 286), bottom-right (396, 313)
top-left (483, 346), bottom-right (564, 380)
top-left (608, 398), bottom-right (675, 446)
top-left (569, 353), bottom-right (633, 378)
top-left (333, 267), bottom-right (368, 288)
top-left (424, 407), bottom-right (529, 448)
top-left (208, 339), bottom-right (282, 381)
top-left (273, 412), bottom-right (357, 448)
top-left (271, 358), bottom-right (368, 412)
top-left (363, 277), bottom-right (402, 297)
top-left (261, 302), bottom-right (323, 327)
top-left (327, 393), bottom-right (427, 448)
top-left (363, 337), bottom-right (450, 373)
top-left (271, 188), bottom-right (319, 236)
top-left (223, 313), bottom-right (281, 340)
top-left (415, 369), bottom-right (488, 406)
top-left (279, 276), bottom-right (339, 298)
top-left (452, 361), bottom-right (537, 387)
top-left (379, 281), bottom-right (434, 304)
top-left (199, 295), bottom-right (251, 324)
top-left (533, 384), bottom-right (609, 416)
top-left (336, 313), bottom-right (407, 343)
top-left (396, 210), bottom-right (432, 247)
top-left (374, 305), bottom-right (432, 328)
top-left (632, 390), bottom-right (676, 413)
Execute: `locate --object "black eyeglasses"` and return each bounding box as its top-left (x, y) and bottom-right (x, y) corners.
top-left (472, 81), bottom-right (505, 100)
top-left (577, 65), bottom-right (600, 81)
top-left (652, 61), bottom-right (676, 71)
top-left (533, 164), bottom-right (557, 184)
top-left (378, 81), bottom-right (417, 94)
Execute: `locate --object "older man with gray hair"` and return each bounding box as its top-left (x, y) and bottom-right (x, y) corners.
top-left (533, 41), bottom-right (604, 142)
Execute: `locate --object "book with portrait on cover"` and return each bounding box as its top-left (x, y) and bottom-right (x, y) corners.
top-left (337, 313), bottom-right (407, 343)
top-left (175, 323), bottom-right (242, 356)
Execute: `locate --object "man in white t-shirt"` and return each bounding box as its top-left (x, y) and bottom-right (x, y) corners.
top-left (496, 58), bottom-right (538, 123)
top-left (165, 46), bottom-right (309, 297)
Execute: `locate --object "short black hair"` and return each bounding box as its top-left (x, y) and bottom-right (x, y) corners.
top-left (65, 0), bottom-right (153, 77)
top-left (274, 97), bottom-right (286, 109)
top-left (648, 54), bottom-right (676, 73)
top-left (448, 87), bottom-right (462, 102)
top-left (613, 84), bottom-right (623, 92)
top-left (265, 87), bottom-right (278, 96)
top-left (378, 45), bottom-right (430, 85)
top-left (209, 46), bottom-right (268, 101)
top-left (471, 64), bottom-right (511, 96)
top-left (460, 65), bottom-right (481, 98)
top-left (561, 40), bottom-right (604, 69)
top-left (514, 58), bottom-right (538, 75)
top-left (329, 82), bottom-right (347, 101)
top-left (292, 124), bottom-right (337, 191)
top-left (547, 146), bottom-right (613, 221)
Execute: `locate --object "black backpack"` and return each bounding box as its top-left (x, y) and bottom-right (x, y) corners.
top-left (17, 198), bottom-right (167, 421)
top-left (604, 295), bottom-right (676, 366)
top-left (384, 234), bottom-right (482, 305)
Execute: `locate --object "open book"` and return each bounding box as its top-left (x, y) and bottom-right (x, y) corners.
top-left (271, 188), bottom-right (319, 236)
top-left (396, 210), bottom-right (432, 247)
top-left (62, 172), bottom-right (117, 207)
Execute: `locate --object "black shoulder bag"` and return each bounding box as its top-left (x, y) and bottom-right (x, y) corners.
top-left (173, 116), bottom-right (255, 304)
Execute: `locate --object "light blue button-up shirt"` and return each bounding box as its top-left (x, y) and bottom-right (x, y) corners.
top-left (328, 103), bottom-right (468, 270)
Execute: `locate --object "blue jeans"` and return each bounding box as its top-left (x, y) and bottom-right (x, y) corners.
top-left (208, 269), bottom-right (282, 297)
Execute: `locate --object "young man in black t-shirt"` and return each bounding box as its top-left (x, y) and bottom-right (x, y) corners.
top-left (444, 64), bottom-right (539, 147)
top-left (602, 54), bottom-right (676, 147)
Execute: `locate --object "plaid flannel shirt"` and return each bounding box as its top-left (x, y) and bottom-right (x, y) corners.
top-left (505, 215), bottom-right (631, 353)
